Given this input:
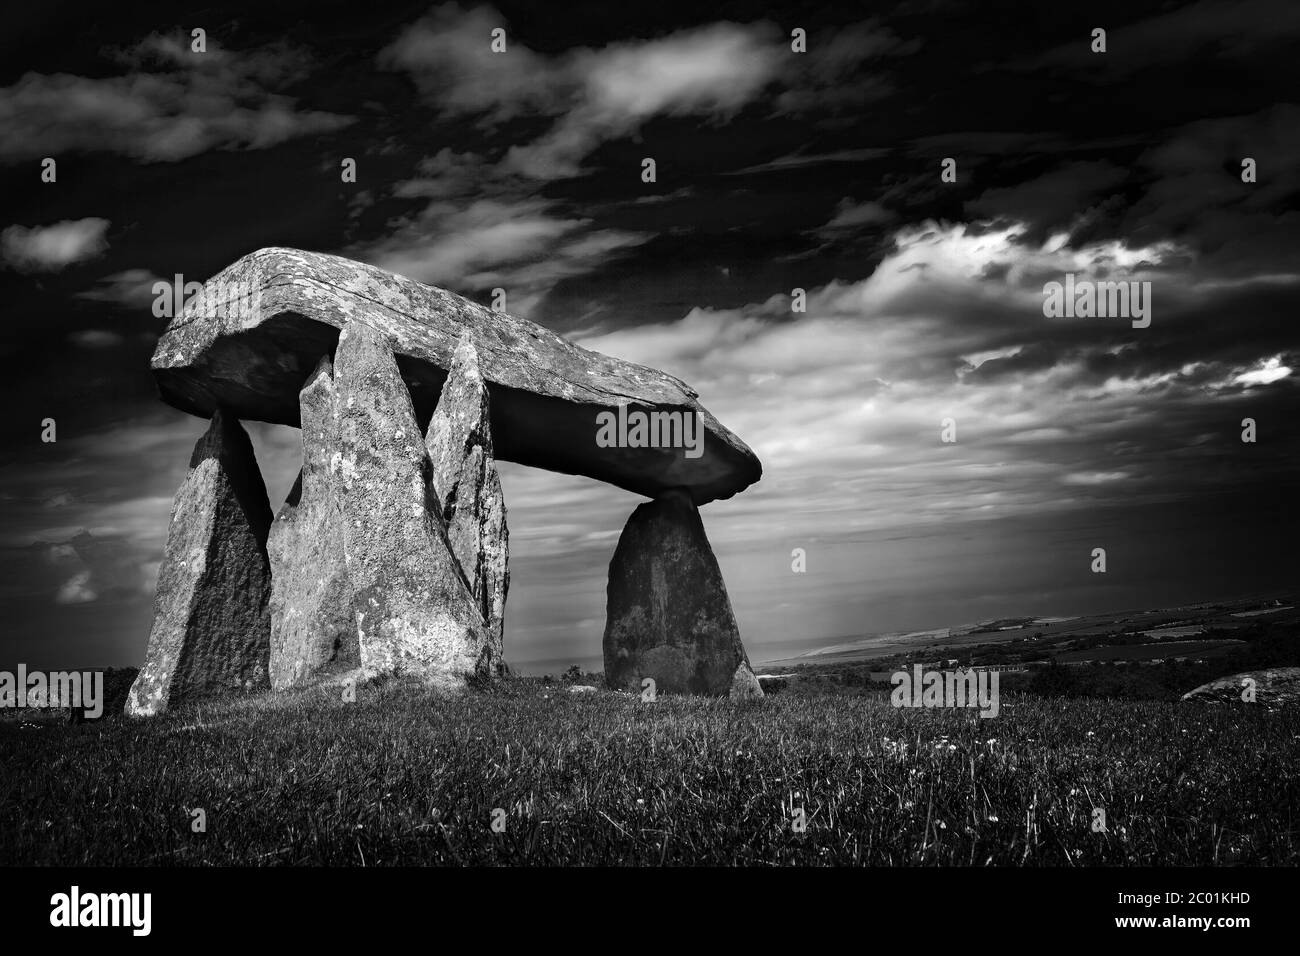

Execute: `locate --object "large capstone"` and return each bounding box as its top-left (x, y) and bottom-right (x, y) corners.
top-left (332, 320), bottom-right (498, 688)
top-left (150, 247), bottom-right (760, 504)
top-left (266, 357), bottom-right (358, 689)
top-left (603, 488), bottom-right (760, 697)
top-left (425, 333), bottom-right (509, 663)
top-left (126, 410), bottom-right (273, 716)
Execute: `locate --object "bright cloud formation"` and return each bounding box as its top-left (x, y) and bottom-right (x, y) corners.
top-left (1, 218), bottom-right (110, 272)
top-left (576, 220), bottom-right (1291, 547)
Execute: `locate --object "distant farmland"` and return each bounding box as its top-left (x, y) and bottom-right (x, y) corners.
top-left (1054, 639), bottom-right (1245, 664)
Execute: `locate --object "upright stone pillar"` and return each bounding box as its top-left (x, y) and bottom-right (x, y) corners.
top-left (425, 333), bottom-right (509, 667)
top-left (267, 357), bottom-right (358, 689)
top-left (331, 321), bottom-right (498, 689)
top-left (126, 410), bottom-right (273, 716)
top-left (603, 488), bottom-right (762, 697)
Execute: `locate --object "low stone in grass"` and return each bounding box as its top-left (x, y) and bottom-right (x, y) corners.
top-left (728, 662), bottom-right (765, 703)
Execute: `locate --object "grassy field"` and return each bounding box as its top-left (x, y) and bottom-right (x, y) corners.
top-left (3, 678), bottom-right (1297, 866)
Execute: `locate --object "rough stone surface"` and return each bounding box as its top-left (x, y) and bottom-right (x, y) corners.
top-left (126, 410), bottom-right (272, 716)
top-left (332, 320), bottom-right (497, 688)
top-left (603, 488), bottom-right (756, 695)
top-left (150, 247), bottom-right (760, 503)
top-left (728, 662), bottom-right (766, 702)
top-left (266, 357), bottom-right (358, 689)
top-left (425, 334), bottom-right (509, 659)
top-left (1181, 667), bottom-right (1300, 707)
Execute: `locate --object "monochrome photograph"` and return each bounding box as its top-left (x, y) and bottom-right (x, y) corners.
top-left (1, 0), bottom-right (1295, 938)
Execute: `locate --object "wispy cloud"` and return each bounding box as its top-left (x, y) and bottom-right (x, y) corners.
top-left (2, 218), bottom-right (110, 272)
top-left (0, 32), bottom-right (354, 163)
top-left (75, 268), bottom-right (167, 308)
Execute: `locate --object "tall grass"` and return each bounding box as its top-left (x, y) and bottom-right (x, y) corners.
top-left (2, 682), bottom-right (1296, 865)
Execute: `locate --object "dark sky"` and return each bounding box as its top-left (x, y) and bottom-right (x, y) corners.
top-left (1, 0), bottom-right (1297, 672)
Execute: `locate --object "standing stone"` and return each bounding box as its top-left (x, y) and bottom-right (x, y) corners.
top-left (425, 334), bottom-right (509, 665)
top-left (126, 410), bottom-right (273, 716)
top-left (728, 662), bottom-right (765, 703)
top-left (604, 488), bottom-right (761, 697)
top-left (267, 357), bottom-right (358, 689)
top-left (332, 320), bottom-right (497, 689)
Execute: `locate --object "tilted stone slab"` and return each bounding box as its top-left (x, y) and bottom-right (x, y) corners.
top-left (331, 320), bottom-right (498, 688)
top-left (150, 247), bottom-right (761, 504)
top-left (267, 356), bottom-right (358, 690)
top-left (126, 410), bottom-right (273, 716)
top-left (604, 488), bottom-right (761, 697)
top-left (425, 334), bottom-right (510, 661)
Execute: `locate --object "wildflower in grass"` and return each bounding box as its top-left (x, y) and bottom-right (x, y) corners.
top-left (987, 815), bottom-right (999, 822)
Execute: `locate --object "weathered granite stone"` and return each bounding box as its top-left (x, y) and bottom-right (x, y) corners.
top-left (267, 357), bottom-right (358, 689)
top-left (425, 334), bottom-right (509, 660)
top-left (1181, 667), bottom-right (1300, 707)
top-left (126, 410), bottom-right (272, 716)
top-left (150, 247), bottom-right (760, 503)
top-left (332, 320), bottom-right (497, 688)
top-left (603, 488), bottom-right (757, 695)
top-left (728, 662), bottom-right (766, 703)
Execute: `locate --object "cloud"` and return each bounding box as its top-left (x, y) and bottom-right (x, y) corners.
top-left (55, 571), bottom-right (96, 605)
top-left (1121, 104), bottom-right (1300, 275)
top-left (773, 19), bottom-right (921, 115)
top-left (1, 218), bottom-right (109, 272)
top-left (379, 4), bottom-right (568, 124)
top-left (573, 217), bottom-right (1294, 554)
top-left (0, 33), bottom-right (354, 163)
top-left (727, 147), bottom-right (891, 176)
top-left (503, 22), bottom-right (784, 179)
top-left (353, 147), bottom-right (649, 312)
top-left (75, 268), bottom-right (167, 308)
top-left (385, 7), bottom-right (786, 180)
top-left (384, 9), bottom-right (920, 179)
top-left (1021, 0), bottom-right (1300, 77)
top-left (352, 195), bottom-right (647, 315)
top-left (1062, 471), bottom-right (1131, 486)
top-left (1233, 356), bottom-right (1292, 387)
top-left (966, 162), bottom-right (1129, 236)
top-left (816, 198), bottom-right (895, 236)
